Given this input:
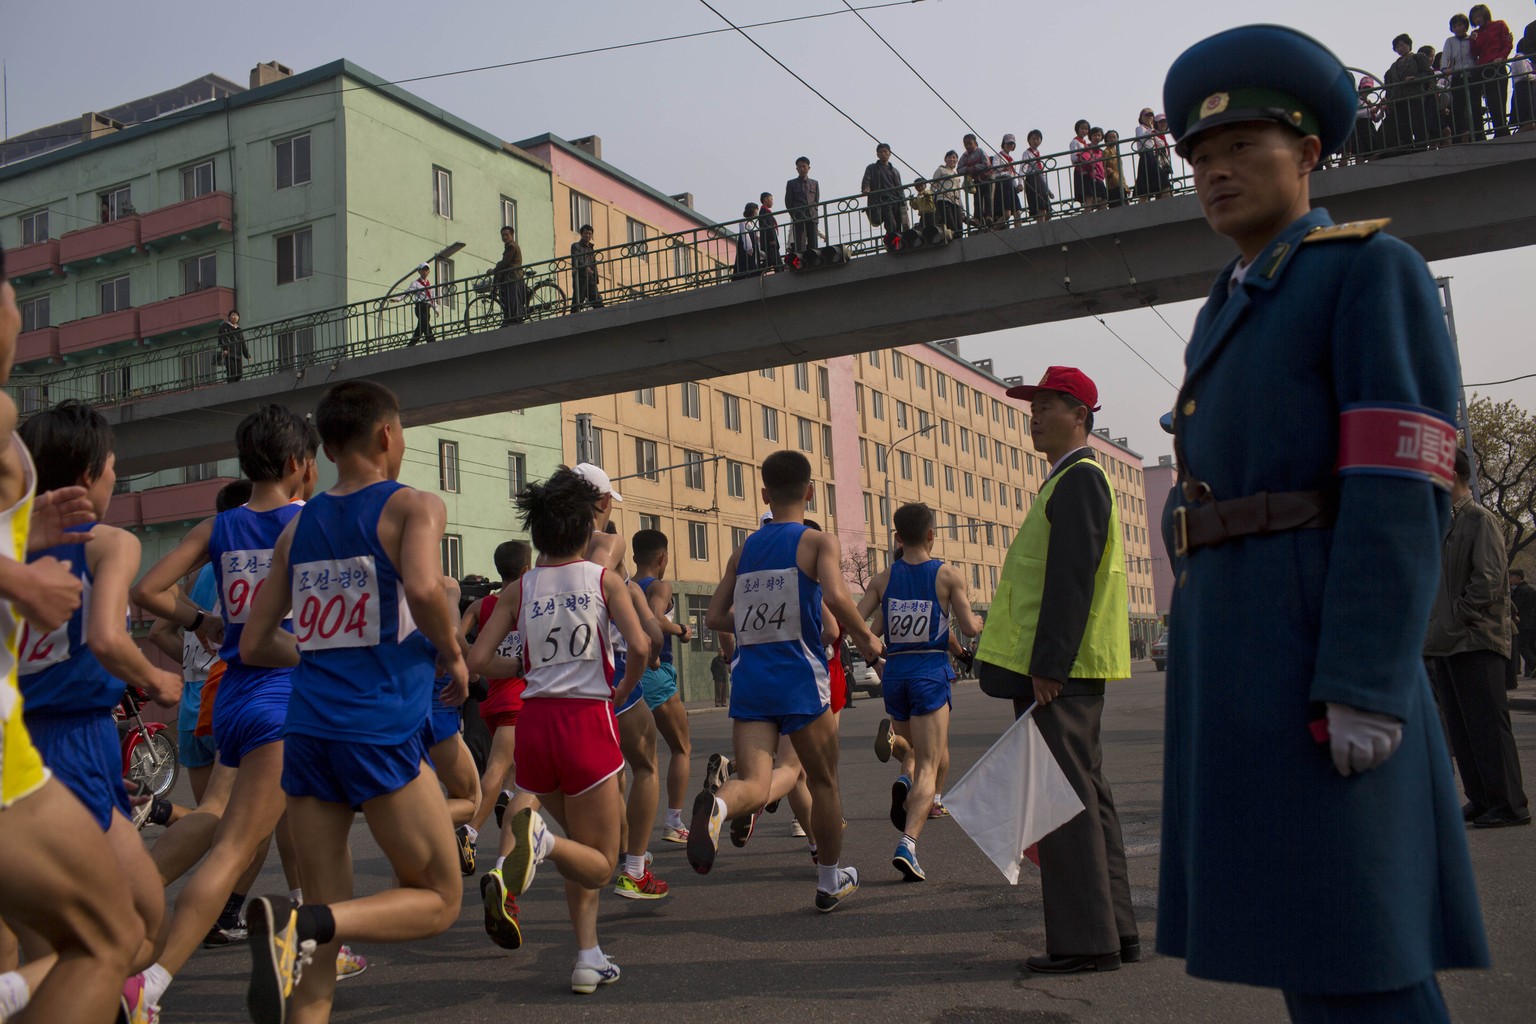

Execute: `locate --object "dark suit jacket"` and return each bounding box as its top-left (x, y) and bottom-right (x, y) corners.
top-left (785, 176), bottom-right (820, 217)
top-left (757, 207), bottom-right (782, 264)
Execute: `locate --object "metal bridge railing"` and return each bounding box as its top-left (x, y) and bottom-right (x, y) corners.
top-left (7, 58), bottom-right (1530, 415)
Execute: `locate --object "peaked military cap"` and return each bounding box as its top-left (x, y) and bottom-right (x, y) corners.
top-left (1163, 25), bottom-right (1357, 158)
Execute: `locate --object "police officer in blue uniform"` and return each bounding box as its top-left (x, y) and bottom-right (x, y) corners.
top-left (1157, 25), bottom-right (1489, 1023)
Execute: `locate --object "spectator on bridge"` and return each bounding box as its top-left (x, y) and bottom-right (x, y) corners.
top-left (956, 133), bottom-right (995, 229)
top-left (1021, 131), bottom-right (1053, 223)
top-left (1443, 15), bottom-right (1479, 143)
top-left (1383, 33), bottom-right (1438, 150)
top-left (406, 262), bottom-right (437, 345)
top-left (1068, 119), bottom-right (1093, 208)
top-left (493, 225), bottom-right (524, 326)
top-left (996, 134), bottom-right (1025, 228)
top-left (1510, 34), bottom-right (1535, 130)
top-left (1348, 75), bottom-right (1385, 160)
top-left (732, 203), bottom-right (762, 280)
top-left (1470, 5), bottom-right (1514, 137)
top-left (216, 309), bottom-right (247, 383)
top-left (1131, 109), bottom-right (1161, 201)
top-left (909, 178), bottom-right (937, 232)
top-left (569, 224), bottom-right (604, 313)
top-left (1080, 128), bottom-right (1109, 211)
top-left (932, 150), bottom-right (967, 234)
top-left (861, 142), bottom-right (909, 237)
top-left (784, 157), bottom-right (821, 252)
top-left (1102, 130), bottom-right (1128, 208)
top-left (757, 193), bottom-right (783, 272)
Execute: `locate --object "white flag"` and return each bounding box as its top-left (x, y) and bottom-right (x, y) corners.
top-left (944, 705), bottom-right (1084, 885)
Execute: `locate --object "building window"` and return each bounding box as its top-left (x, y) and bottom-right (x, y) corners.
top-left (625, 218), bottom-right (648, 255)
top-left (981, 479), bottom-right (992, 501)
top-left (759, 366), bottom-right (776, 380)
top-left (956, 383), bottom-right (967, 407)
top-left (935, 374), bottom-right (947, 399)
top-left (959, 428), bottom-right (971, 453)
top-left (184, 462), bottom-right (219, 484)
top-left (807, 484), bottom-right (818, 512)
top-left (687, 521), bottom-right (709, 561)
top-left (859, 440), bottom-right (867, 468)
top-left (1007, 406), bottom-right (1017, 429)
top-left (14, 383), bottom-right (44, 412)
top-left (440, 534), bottom-right (463, 578)
top-left (638, 514), bottom-right (661, 532)
top-left (588, 428), bottom-right (605, 470)
top-left (672, 244), bottom-right (694, 278)
top-left (275, 134), bottom-right (311, 189)
top-left (277, 327), bottom-right (314, 370)
top-left (19, 295), bottom-right (50, 333)
top-left (871, 391), bottom-right (885, 420)
top-left (944, 466), bottom-right (955, 492)
top-left (975, 391), bottom-right (984, 414)
top-left (794, 362), bottom-right (810, 392)
top-left (569, 191), bottom-right (593, 232)
top-left (635, 387), bottom-right (656, 407)
top-left (431, 167), bottom-right (453, 218)
top-left (761, 407), bottom-right (779, 441)
top-left (99, 275), bottom-right (130, 314)
top-left (923, 459), bottom-right (935, 487)
top-left (1011, 447), bottom-right (1020, 470)
top-left (180, 252), bottom-right (217, 293)
top-left (918, 409), bottom-right (931, 431)
top-left (964, 472), bottom-right (974, 497)
top-left (994, 439), bottom-right (1005, 463)
top-left (899, 451), bottom-right (912, 480)
top-left (797, 417), bottom-right (814, 452)
top-left (892, 351), bottom-right (904, 379)
top-left (879, 496), bottom-right (890, 525)
top-left (98, 366), bottom-right (130, 402)
top-left (972, 563), bottom-right (981, 588)
top-left (914, 362), bottom-right (926, 388)
top-left (940, 420), bottom-right (951, 445)
top-left (438, 440), bottom-right (460, 492)
top-left (723, 393), bottom-right (741, 432)
top-left (681, 381), bottom-right (701, 419)
top-left (821, 424), bottom-right (833, 460)
top-left (507, 451), bottom-right (526, 499)
top-left (989, 564), bottom-right (999, 590)
top-left (276, 227), bottom-right (313, 284)
top-left (896, 401), bottom-right (909, 429)
top-left (855, 385), bottom-right (865, 414)
top-left (19, 210), bottom-right (49, 245)
top-left (818, 365), bottom-right (830, 401)
top-left (868, 350), bottom-right (880, 368)
top-left (182, 160), bottom-right (215, 200)
top-left (99, 185), bottom-right (132, 222)
top-left (992, 398), bottom-right (1003, 422)
top-left (874, 443), bottom-right (888, 473)
top-left (826, 483), bottom-right (836, 514)
top-left (863, 492), bottom-right (873, 524)
top-left (726, 459), bottom-right (745, 499)
top-left (731, 526), bottom-right (749, 551)
top-left (434, 258), bottom-right (456, 311)
top-left (682, 449), bottom-right (705, 490)
top-left (500, 195), bottom-right (518, 231)
top-left (635, 438), bottom-right (659, 481)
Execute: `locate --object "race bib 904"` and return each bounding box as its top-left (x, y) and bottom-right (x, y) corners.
top-left (292, 556), bottom-right (379, 650)
top-left (221, 548), bottom-right (276, 624)
top-left (526, 592), bottom-right (602, 667)
top-left (886, 598), bottom-right (935, 645)
top-left (734, 569), bottom-right (801, 645)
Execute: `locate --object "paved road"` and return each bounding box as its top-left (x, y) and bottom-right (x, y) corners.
top-left (158, 665), bottom-right (1536, 1022)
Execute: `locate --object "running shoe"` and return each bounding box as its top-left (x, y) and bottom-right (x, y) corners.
top-left (246, 895), bottom-right (316, 1024)
top-left (120, 974), bottom-right (159, 1024)
top-left (892, 844), bottom-right (926, 882)
top-left (202, 921), bottom-right (248, 948)
top-left (613, 868), bottom-right (670, 900)
top-left (611, 850), bottom-right (655, 886)
top-left (494, 789), bottom-right (512, 829)
top-left (790, 818), bottom-right (807, 838)
top-left (874, 718), bottom-right (894, 763)
top-left (891, 775), bottom-right (911, 831)
top-left (928, 800), bottom-right (949, 819)
top-left (729, 808), bottom-right (760, 848)
top-left (661, 823), bottom-right (689, 844)
top-left (501, 808), bottom-right (549, 896)
top-left (455, 825), bottom-right (477, 876)
top-left (703, 752), bottom-right (732, 795)
top-left (571, 956), bottom-right (621, 994)
top-left (764, 798), bottom-right (780, 814)
top-left (815, 866), bottom-right (860, 913)
top-left (686, 790), bottom-right (724, 874)
top-left (335, 945), bottom-right (368, 981)
top-left (478, 869), bottom-right (523, 950)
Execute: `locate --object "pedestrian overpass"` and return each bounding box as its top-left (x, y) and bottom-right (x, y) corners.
top-left (14, 134), bottom-right (1536, 474)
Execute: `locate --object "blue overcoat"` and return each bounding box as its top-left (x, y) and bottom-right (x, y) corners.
top-left (1158, 207), bottom-right (1489, 994)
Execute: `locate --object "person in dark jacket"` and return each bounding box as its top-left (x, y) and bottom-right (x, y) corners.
top-left (861, 143), bottom-right (908, 235)
top-left (492, 225), bottom-right (524, 325)
top-left (569, 224), bottom-right (603, 313)
top-left (784, 157), bottom-right (821, 252)
top-left (732, 204), bottom-right (763, 280)
top-left (757, 193), bottom-right (783, 272)
top-left (1511, 567), bottom-right (1536, 677)
top-left (216, 310), bottom-right (247, 383)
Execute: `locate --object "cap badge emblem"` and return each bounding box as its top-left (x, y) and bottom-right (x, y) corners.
top-left (1203, 92), bottom-right (1230, 115)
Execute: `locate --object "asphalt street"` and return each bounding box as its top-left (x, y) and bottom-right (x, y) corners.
top-left (156, 664), bottom-right (1536, 1023)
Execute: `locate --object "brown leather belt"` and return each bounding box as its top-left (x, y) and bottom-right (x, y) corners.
top-left (1173, 490), bottom-right (1333, 556)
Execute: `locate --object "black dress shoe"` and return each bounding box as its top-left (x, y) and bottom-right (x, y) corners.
top-left (1119, 936), bottom-right (1141, 963)
top-left (1025, 951), bottom-right (1121, 974)
top-left (1462, 802), bottom-right (1488, 822)
top-left (1472, 811), bottom-right (1532, 828)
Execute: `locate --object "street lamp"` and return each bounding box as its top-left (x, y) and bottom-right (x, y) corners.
top-left (882, 423), bottom-right (936, 556)
top-left (375, 241), bottom-right (467, 337)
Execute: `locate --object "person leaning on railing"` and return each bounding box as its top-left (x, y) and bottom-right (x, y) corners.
top-left (956, 134), bottom-right (994, 229)
top-left (1443, 14), bottom-right (1479, 143)
top-left (1512, 34), bottom-right (1536, 131)
top-left (569, 224), bottom-right (604, 313)
top-left (1470, 4), bottom-right (1514, 138)
top-left (930, 150), bottom-right (966, 235)
top-left (492, 225), bottom-right (524, 326)
top-left (1383, 33), bottom-right (1439, 150)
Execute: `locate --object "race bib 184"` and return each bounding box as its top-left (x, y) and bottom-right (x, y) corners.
top-left (292, 556), bottom-right (379, 651)
top-left (734, 569), bottom-right (801, 645)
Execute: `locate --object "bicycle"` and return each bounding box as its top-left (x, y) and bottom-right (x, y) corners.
top-left (464, 268), bottom-right (567, 333)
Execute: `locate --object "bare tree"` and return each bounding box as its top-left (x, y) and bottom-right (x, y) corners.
top-left (842, 548), bottom-right (877, 594)
top-left (1468, 396), bottom-right (1536, 562)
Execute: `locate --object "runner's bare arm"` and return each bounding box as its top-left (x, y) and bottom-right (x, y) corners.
top-left (813, 531), bottom-right (882, 661)
top-left (607, 570), bottom-right (650, 707)
top-left (468, 579), bottom-right (522, 679)
top-left (629, 579), bottom-right (665, 668)
top-left (0, 555), bottom-right (81, 632)
top-left (398, 491), bottom-right (467, 704)
top-left (86, 526), bottom-right (181, 704)
top-left (856, 569), bottom-right (889, 621)
top-left (240, 518), bottom-right (300, 668)
top-left (132, 517), bottom-right (221, 648)
top-left (940, 563), bottom-right (984, 637)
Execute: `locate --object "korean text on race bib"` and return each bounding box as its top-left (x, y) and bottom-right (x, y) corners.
top-left (496, 630), bottom-right (523, 662)
top-left (292, 556), bottom-right (379, 650)
top-left (886, 598), bottom-right (935, 645)
top-left (221, 548), bottom-right (276, 625)
top-left (526, 592), bottom-right (602, 667)
top-left (734, 569), bottom-right (801, 645)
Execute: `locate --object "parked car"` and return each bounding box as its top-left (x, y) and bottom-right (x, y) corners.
top-left (849, 656), bottom-right (882, 698)
top-left (1151, 632), bottom-right (1169, 672)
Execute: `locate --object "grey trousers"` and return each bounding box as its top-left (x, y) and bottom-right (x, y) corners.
top-left (1007, 679), bottom-right (1137, 956)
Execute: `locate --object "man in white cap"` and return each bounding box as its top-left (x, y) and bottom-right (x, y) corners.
top-left (406, 263), bottom-right (437, 346)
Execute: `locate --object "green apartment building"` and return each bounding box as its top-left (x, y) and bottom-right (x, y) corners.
top-left (2, 60), bottom-right (562, 576)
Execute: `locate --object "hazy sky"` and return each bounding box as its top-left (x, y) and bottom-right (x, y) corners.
top-left (5, 0), bottom-right (1532, 459)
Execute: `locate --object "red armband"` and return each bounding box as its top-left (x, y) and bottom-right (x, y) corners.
top-left (1337, 403), bottom-right (1457, 490)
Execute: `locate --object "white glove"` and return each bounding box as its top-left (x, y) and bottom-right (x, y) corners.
top-left (1325, 702), bottom-right (1404, 777)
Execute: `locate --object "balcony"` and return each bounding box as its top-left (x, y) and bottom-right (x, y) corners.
top-left (104, 492), bottom-right (141, 529)
top-left (58, 308), bottom-right (139, 357)
top-left (138, 286), bottom-right (236, 341)
top-left (141, 192), bottom-right (234, 250)
top-left (58, 216), bottom-right (141, 269)
top-left (108, 477), bottom-right (233, 529)
top-left (6, 240), bottom-right (63, 284)
top-left (14, 327), bottom-right (60, 366)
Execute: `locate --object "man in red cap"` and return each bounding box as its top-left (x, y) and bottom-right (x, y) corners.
top-left (975, 366), bottom-right (1136, 975)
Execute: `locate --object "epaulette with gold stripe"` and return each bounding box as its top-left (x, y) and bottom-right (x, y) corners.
top-left (1302, 218), bottom-right (1391, 243)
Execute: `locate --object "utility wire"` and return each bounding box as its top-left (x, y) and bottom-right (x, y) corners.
top-left (1464, 371), bottom-right (1536, 388)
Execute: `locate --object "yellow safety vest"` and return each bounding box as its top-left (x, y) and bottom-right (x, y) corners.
top-left (977, 453), bottom-right (1130, 680)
